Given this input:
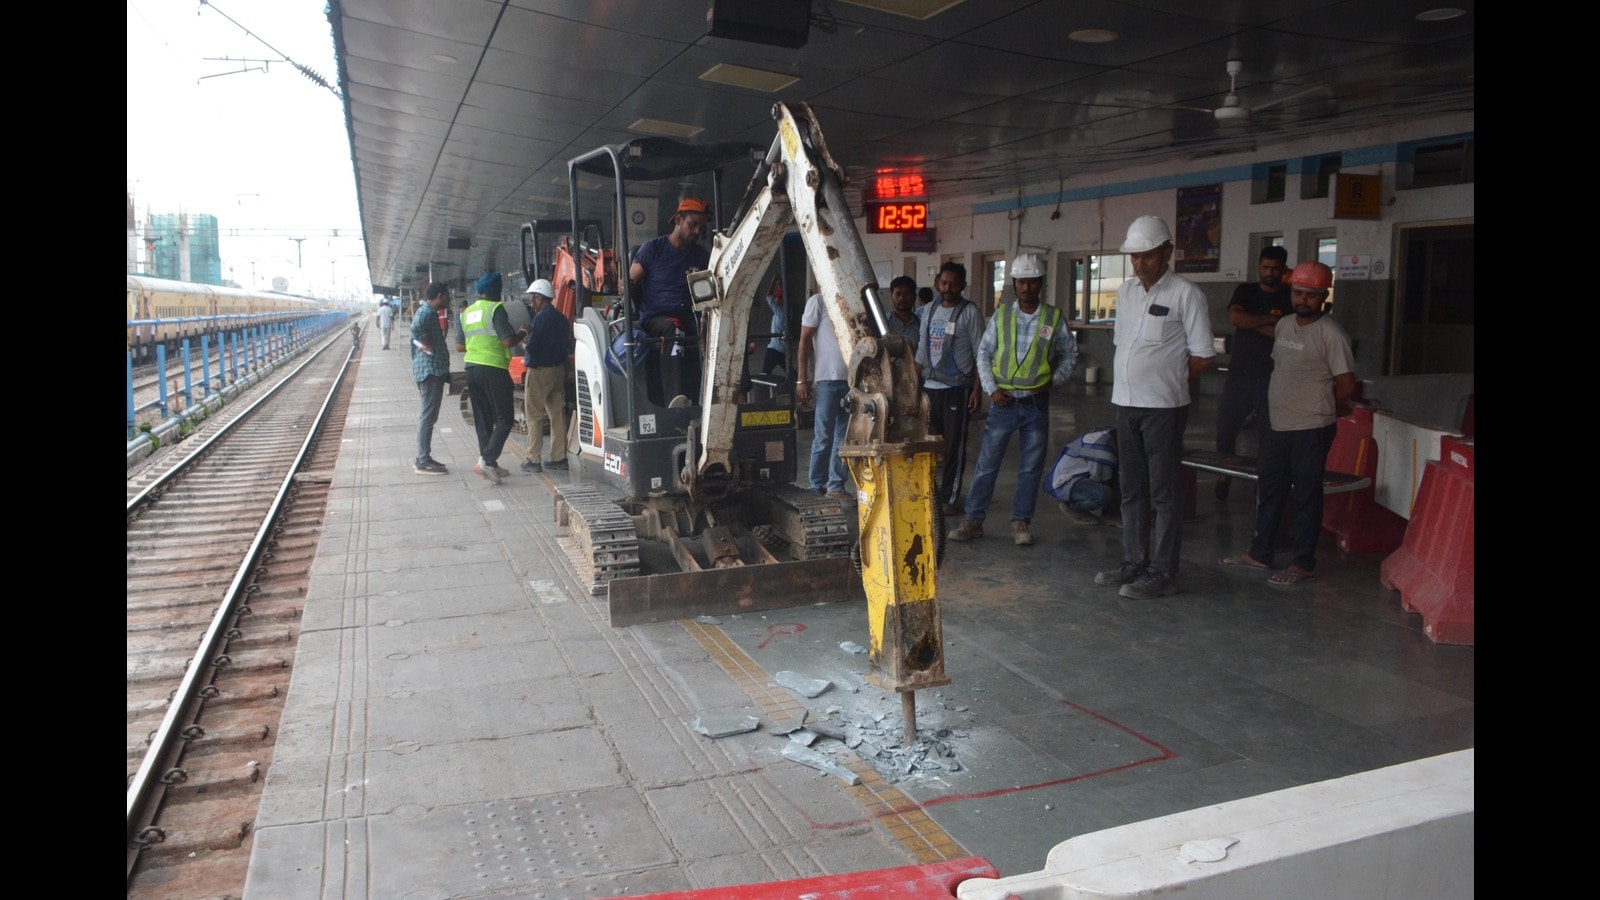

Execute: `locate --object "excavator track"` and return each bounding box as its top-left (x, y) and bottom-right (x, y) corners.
top-left (747, 486), bottom-right (856, 560)
top-left (553, 483), bottom-right (640, 595)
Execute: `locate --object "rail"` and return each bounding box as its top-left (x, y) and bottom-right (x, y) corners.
top-left (125, 332), bottom-right (357, 884)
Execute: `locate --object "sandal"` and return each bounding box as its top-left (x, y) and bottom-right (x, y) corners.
top-left (1219, 554), bottom-right (1271, 570)
top-left (1268, 569), bottom-right (1316, 586)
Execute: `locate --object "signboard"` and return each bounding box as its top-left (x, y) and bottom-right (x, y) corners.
top-left (1174, 185), bottom-right (1221, 273)
top-left (901, 228), bottom-right (937, 253)
top-left (1332, 172), bottom-right (1382, 219)
top-left (1337, 255), bottom-right (1373, 280)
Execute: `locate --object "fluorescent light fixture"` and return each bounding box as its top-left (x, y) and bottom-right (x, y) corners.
top-left (839, 0), bottom-right (967, 20)
top-left (700, 63), bottom-right (800, 94)
top-left (629, 118), bottom-right (705, 139)
top-left (428, 53), bottom-right (459, 64)
top-left (1069, 28), bottom-right (1119, 43)
top-left (1415, 7), bottom-right (1465, 20)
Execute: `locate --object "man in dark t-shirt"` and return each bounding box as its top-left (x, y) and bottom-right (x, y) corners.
top-left (1214, 245), bottom-right (1289, 500)
top-left (629, 197), bottom-right (710, 405)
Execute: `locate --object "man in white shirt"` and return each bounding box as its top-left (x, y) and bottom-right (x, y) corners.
top-left (795, 288), bottom-right (853, 498)
top-left (1095, 216), bottom-right (1215, 600)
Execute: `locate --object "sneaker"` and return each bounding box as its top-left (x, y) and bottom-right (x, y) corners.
top-left (948, 519), bottom-right (983, 542)
top-left (414, 458), bottom-right (448, 475)
top-left (1060, 501), bottom-right (1100, 526)
top-left (1094, 562), bottom-right (1146, 586)
top-left (474, 459), bottom-right (502, 485)
top-left (544, 458), bottom-right (568, 471)
top-left (521, 460), bottom-right (542, 473)
top-left (1214, 477), bottom-right (1231, 501)
top-left (1011, 520), bottom-right (1034, 546)
top-left (491, 463), bottom-right (511, 478)
top-left (1119, 573), bottom-right (1179, 600)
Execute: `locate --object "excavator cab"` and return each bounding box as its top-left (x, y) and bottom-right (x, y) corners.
top-left (564, 137), bottom-right (800, 503)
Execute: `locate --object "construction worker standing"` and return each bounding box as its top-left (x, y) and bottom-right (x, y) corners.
top-left (949, 253), bottom-right (1078, 546)
top-left (457, 272), bottom-right (527, 484)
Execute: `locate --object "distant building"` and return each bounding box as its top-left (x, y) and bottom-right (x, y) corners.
top-left (145, 212), bottom-right (222, 285)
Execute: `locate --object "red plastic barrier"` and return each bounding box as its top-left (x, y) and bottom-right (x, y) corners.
top-left (1321, 405), bottom-right (1409, 553)
top-left (1380, 436), bottom-right (1474, 645)
top-left (616, 856), bottom-right (999, 900)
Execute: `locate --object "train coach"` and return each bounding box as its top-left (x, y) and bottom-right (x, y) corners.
top-left (127, 275), bottom-right (323, 364)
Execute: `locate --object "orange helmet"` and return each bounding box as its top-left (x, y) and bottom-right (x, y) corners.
top-left (1287, 261), bottom-right (1333, 292)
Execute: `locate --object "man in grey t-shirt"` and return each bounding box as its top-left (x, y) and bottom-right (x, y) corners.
top-left (1220, 261), bottom-right (1355, 587)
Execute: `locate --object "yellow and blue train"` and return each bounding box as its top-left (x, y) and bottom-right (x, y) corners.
top-left (127, 275), bottom-right (324, 364)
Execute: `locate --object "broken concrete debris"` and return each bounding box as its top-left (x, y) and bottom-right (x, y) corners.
top-left (774, 670), bottom-right (832, 698)
top-left (691, 714), bottom-right (760, 738)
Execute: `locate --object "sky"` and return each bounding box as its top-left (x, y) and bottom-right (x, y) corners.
top-left (127, 0), bottom-right (369, 301)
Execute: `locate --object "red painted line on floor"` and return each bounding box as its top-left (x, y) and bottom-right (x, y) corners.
top-left (756, 622), bottom-right (807, 649)
top-left (917, 697), bottom-right (1178, 808)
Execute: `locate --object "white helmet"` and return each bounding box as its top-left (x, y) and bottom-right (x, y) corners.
top-left (1119, 215), bottom-right (1173, 254)
top-left (1010, 252), bottom-right (1044, 279)
top-left (525, 278), bottom-right (555, 299)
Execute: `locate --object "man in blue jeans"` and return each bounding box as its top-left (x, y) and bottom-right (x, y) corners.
top-left (949, 253), bottom-right (1077, 546)
top-left (795, 287), bottom-right (853, 499)
top-left (410, 282), bottom-right (453, 475)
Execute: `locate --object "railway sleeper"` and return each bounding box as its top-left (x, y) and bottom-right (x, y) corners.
top-left (137, 820), bottom-right (254, 858)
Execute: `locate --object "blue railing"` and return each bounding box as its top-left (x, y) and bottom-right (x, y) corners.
top-left (127, 312), bottom-right (351, 440)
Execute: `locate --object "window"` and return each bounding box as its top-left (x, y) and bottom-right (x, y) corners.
top-left (1251, 161), bottom-right (1287, 204)
top-left (1300, 153), bottom-right (1342, 199)
top-left (1058, 252), bottom-right (1132, 325)
top-left (1396, 136), bottom-right (1474, 189)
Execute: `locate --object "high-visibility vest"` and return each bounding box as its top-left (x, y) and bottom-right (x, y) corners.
top-left (462, 299), bottom-right (510, 369)
top-left (991, 302), bottom-right (1063, 390)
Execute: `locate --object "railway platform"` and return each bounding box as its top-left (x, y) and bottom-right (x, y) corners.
top-left (242, 340), bottom-right (1475, 898)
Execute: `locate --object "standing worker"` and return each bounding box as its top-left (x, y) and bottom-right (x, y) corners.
top-left (1096, 216), bottom-right (1215, 599)
top-left (949, 253), bottom-right (1077, 546)
top-left (630, 197), bottom-right (711, 407)
top-left (914, 262), bottom-right (984, 517)
top-left (1220, 262), bottom-right (1355, 586)
top-left (796, 284), bottom-right (853, 499)
top-left (885, 276), bottom-right (921, 351)
top-left (378, 298), bottom-right (396, 350)
top-left (759, 274), bottom-right (788, 379)
top-left (410, 282), bottom-right (453, 475)
top-left (456, 272), bottom-right (528, 485)
top-left (1213, 246), bottom-right (1289, 500)
top-left (519, 278), bottom-right (571, 473)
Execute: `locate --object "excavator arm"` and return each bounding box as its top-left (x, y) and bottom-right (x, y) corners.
top-left (687, 101), bottom-right (949, 717)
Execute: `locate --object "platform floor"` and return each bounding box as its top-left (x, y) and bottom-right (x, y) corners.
top-left (243, 339), bottom-right (1475, 898)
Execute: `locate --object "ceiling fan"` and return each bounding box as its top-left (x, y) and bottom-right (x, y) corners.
top-left (1180, 60), bottom-right (1329, 125)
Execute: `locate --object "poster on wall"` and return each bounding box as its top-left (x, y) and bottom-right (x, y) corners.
top-left (1174, 185), bottom-right (1222, 273)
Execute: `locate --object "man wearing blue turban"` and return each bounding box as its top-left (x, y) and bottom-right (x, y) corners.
top-left (456, 272), bottom-right (527, 484)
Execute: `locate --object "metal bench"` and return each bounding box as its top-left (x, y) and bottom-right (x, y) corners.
top-left (1179, 450), bottom-right (1371, 522)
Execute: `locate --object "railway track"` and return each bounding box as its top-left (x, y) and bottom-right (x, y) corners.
top-left (126, 333), bottom-right (358, 898)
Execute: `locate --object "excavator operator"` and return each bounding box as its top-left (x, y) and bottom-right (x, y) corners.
top-left (629, 196), bottom-right (710, 407)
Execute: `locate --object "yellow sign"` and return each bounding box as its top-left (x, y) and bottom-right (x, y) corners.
top-left (741, 409), bottom-right (792, 427)
top-left (1332, 173), bottom-right (1382, 220)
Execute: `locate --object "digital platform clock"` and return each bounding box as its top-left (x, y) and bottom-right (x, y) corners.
top-left (865, 201), bottom-right (930, 234)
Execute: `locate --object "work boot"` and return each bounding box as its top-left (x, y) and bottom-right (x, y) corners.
top-left (940, 502), bottom-right (962, 517)
top-left (1012, 520), bottom-right (1034, 546)
top-left (474, 458), bottom-right (502, 485)
top-left (1094, 561), bottom-right (1145, 586)
top-left (1119, 572), bottom-right (1179, 599)
top-left (949, 518), bottom-right (983, 542)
